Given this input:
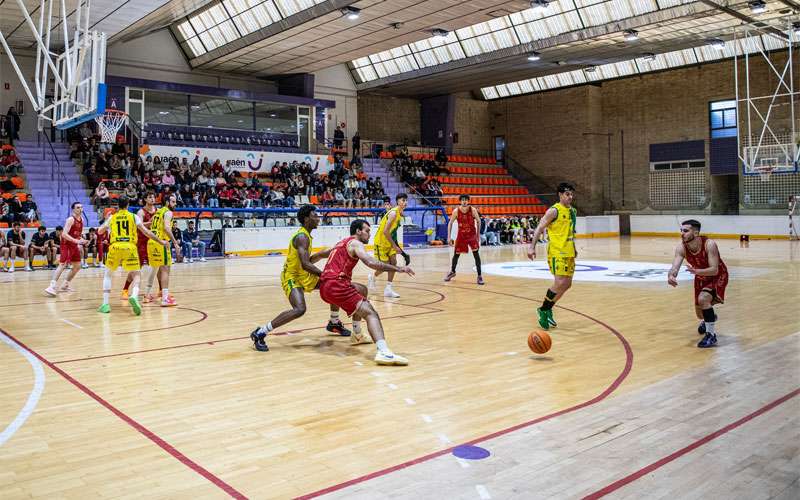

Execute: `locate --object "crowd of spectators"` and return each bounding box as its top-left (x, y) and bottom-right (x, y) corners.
top-left (481, 216), bottom-right (540, 246)
top-left (69, 124), bottom-right (385, 214)
top-left (389, 152), bottom-right (447, 206)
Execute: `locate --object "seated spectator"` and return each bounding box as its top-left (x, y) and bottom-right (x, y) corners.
top-left (486, 219), bottom-right (499, 245)
top-left (78, 123), bottom-right (94, 141)
top-left (49, 226), bottom-right (62, 258)
top-left (207, 188), bottom-right (219, 208)
top-left (0, 148), bottom-right (21, 175)
top-left (124, 182), bottom-right (138, 200)
top-left (0, 230), bottom-right (7, 269)
top-left (321, 187), bottom-right (334, 207)
top-left (435, 148), bottom-right (448, 167)
top-left (334, 189), bottom-right (345, 206)
top-left (7, 195), bottom-right (23, 222)
top-left (181, 221), bottom-right (206, 263)
top-left (5, 222), bottom-right (29, 272)
top-left (27, 225), bottom-right (52, 269)
top-left (83, 227), bottom-right (100, 267)
top-left (0, 198), bottom-right (11, 224)
top-left (93, 182), bottom-right (110, 206)
top-left (162, 170), bottom-right (176, 188)
top-left (21, 194), bottom-right (40, 222)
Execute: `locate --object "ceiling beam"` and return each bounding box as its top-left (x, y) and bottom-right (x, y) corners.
top-left (775, 0), bottom-right (800, 12)
top-left (356, 3), bottom-right (717, 91)
top-left (696, 0), bottom-right (789, 40)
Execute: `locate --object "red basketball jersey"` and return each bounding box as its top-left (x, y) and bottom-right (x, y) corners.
top-left (137, 207), bottom-right (156, 245)
top-left (64, 217), bottom-right (83, 246)
top-left (321, 237), bottom-right (359, 282)
top-left (456, 207), bottom-right (477, 237)
top-left (683, 236), bottom-right (727, 277)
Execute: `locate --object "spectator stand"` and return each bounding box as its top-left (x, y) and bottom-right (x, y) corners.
top-left (1, 144), bottom-right (43, 229)
top-left (127, 205), bottom-right (448, 258)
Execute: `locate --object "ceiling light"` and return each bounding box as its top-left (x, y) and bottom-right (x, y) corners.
top-left (159, 111), bottom-right (169, 115)
top-left (270, 114), bottom-right (276, 117)
top-left (432, 28), bottom-right (450, 40)
top-left (623, 29), bottom-right (639, 41)
top-left (584, 65), bottom-right (597, 73)
top-left (341, 6), bottom-right (360, 20)
top-left (707, 38), bottom-right (726, 50)
top-left (556, 60), bottom-right (567, 66)
top-left (530, 0), bottom-right (550, 12)
top-left (527, 52), bottom-right (541, 61)
top-left (793, 21), bottom-right (800, 35)
top-left (748, 0), bottom-right (767, 14)
top-left (390, 22), bottom-right (403, 30)
top-left (641, 52), bottom-right (656, 61)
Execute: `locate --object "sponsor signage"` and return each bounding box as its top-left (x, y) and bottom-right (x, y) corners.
top-left (140, 145), bottom-right (333, 173)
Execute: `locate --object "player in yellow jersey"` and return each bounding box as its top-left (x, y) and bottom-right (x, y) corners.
top-left (250, 205), bottom-right (362, 352)
top-left (96, 197), bottom-right (166, 315)
top-left (367, 193), bottom-right (410, 298)
top-left (528, 182), bottom-right (577, 330)
top-left (147, 194), bottom-right (182, 307)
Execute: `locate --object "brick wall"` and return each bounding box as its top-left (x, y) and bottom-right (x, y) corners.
top-left (358, 94), bottom-right (421, 144)
top-left (484, 52), bottom-right (796, 214)
top-left (453, 94), bottom-right (493, 152)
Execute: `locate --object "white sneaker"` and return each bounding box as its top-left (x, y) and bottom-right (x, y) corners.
top-left (374, 350), bottom-right (408, 366)
top-left (384, 286), bottom-right (400, 298)
top-left (189, 258), bottom-right (194, 263)
top-left (367, 273), bottom-right (375, 289)
top-left (81, 263), bottom-right (88, 269)
top-left (200, 258), bottom-right (206, 262)
top-left (9, 265), bottom-right (14, 273)
top-left (25, 266), bottom-right (33, 272)
top-left (44, 286), bottom-right (57, 297)
top-left (350, 330), bottom-right (373, 345)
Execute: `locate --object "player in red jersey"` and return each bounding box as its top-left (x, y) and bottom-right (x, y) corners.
top-left (444, 194), bottom-right (484, 285)
top-left (121, 191), bottom-right (161, 302)
top-left (44, 202), bottom-right (88, 296)
top-left (667, 219), bottom-right (728, 348)
top-left (319, 219), bottom-right (415, 365)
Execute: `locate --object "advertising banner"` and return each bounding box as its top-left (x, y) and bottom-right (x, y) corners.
top-left (140, 145), bottom-right (333, 173)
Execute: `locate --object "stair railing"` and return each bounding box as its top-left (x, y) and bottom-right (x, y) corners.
top-left (37, 130), bottom-right (89, 226)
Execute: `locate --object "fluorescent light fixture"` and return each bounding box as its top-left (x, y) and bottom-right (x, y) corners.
top-left (641, 52), bottom-right (656, 61)
top-left (158, 111), bottom-right (169, 115)
top-left (341, 6), bottom-right (360, 20)
top-left (432, 28), bottom-right (449, 40)
top-left (530, 0), bottom-right (550, 12)
top-left (527, 52), bottom-right (541, 61)
top-left (748, 0), bottom-right (767, 14)
top-left (584, 65), bottom-right (597, 73)
top-left (707, 38), bottom-right (726, 50)
top-left (270, 114), bottom-right (277, 117)
top-left (624, 29), bottom-right (639, 41)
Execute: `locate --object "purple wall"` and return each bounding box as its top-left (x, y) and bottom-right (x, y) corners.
top-left (421, 95), bottom-right (454, 151)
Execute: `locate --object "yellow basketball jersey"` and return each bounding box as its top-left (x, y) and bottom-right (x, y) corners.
top-left (375, 207), bottom-right (401, 247)
top-left (547, 202), bottom-right (576, 257)
top-left (150, 206), bottom-right (171, 240)
top-left (110, 210), bottom-right (137, 245)
top-left (284, 227), bottom-right (312, 278)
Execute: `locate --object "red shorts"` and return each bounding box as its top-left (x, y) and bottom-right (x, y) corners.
top-left (59, 243), bottom-right (81, 263)
top-left (319, 278), bottom-right (365, 317)
top-left (455, 233), bottom-right (479, 254)
top-left (694, 272), bottom-right (728, 306)
top-left (137, 243), bottom-right (149, 265)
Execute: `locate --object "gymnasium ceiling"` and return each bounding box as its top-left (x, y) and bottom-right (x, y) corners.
top-left (1, 0), bottom-right (796, 98)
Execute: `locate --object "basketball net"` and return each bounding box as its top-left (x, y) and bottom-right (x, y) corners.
top-left (95, 108), bottom-right (127, 144)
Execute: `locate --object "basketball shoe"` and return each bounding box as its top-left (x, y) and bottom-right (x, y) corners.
top-left (374, 351), bottom-right (408, 366)
top-left (477, 276), bottom-right (485, 285)
top-left (160, 296), bottom-right (178, 307)
top-left (384, 284), bottom-right (400, 298)
top-left (537, 308), bottom-right (550, 330)
top-left (326, 320), bottom-right (351, 336)
top-left (97, 303), bottom-right (111, 313)
top-left (350, 329), bottom-right (373, 345)
top-left (44, 284), bottom-right (58, 297)
top-left (250, 327), bottom-right (269, 352)
top-left (444, 271), bottom-right (456, 282)
top-left (129, 296), bottom-right (142, 316)
top-left (697, 332), bottom-right (717, 348)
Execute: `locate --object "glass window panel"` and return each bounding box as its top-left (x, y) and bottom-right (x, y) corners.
top-left (198, 31), bottom-right (220, 51)
top-left (372, 61), bottom-right (389, 79)
top-left (711, 128), bottom-right (737, 138)
top-left (710, 100), bottom-right (735, 111)
top-left (352, 57), bottom-right (372, 68)
top-left (518, 80), bottom-right (535, 93)
top-left (181, 38), bottom-right (207, 57)
top-left (144, 91), bottom-right (188, 126)
top-left (190, 4), bottom-right (230, 32)
top-left (496, 85), bottom-right (510, 97)
top-left (354, 65), bottom-right (378, 82)
top-left (710, 111), bottom-right (724, 129)
top-left (275, 0), bottom-right (323, 17)
top-left (190, 96), bottom-right (254, 130)
top-left (482, 87), bottom-right (499, 99)
top-left (723, 109), bottom-right (737, 127)
top-left (506, 81), bottom-right (522, 95)
top-left (232, 2), bottom-right (283, 34)
top-left (255, 102), bottom-right (297, 134)
top-left (176, 20), bottom-right (197, 42)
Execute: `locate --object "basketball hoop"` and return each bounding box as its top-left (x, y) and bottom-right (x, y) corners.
top-left (95, 109), bottom-right (127, 144)
top-left (753, 164), bottom-right (775, 182)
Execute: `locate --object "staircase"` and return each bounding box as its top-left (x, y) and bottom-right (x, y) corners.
top-left (14, 139), bottom-right (98, 227)
top-left (362, 158), bottom-right (431, 227)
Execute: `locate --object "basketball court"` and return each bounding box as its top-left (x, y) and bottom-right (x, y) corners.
top-left (1, 237), bottom-right (798, 498)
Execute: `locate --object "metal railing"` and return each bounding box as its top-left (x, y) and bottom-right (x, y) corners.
top-left (503, 153), bottom-right (558, 207)
top-left (36, 130), bottom-right (89, 225)
top-left (360, 140), bottom-right (497, 160)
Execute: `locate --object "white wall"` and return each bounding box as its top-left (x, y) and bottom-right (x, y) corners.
top-left (576, 216), bottom-right (620, 237)
top-left (631, 215), bottom-right (789, 238)
top-left (225, 224), bottom-right (402, 255)
top-left (313, 64), bottom-right (357, 141)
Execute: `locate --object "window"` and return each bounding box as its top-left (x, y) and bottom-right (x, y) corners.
top-left (255, 102), bottom-right (297, 134)
top-left (650, 160), bottom-right (705, 171)
top-left (710, 99), bottom-right (737, 139)
top-left (190, 96), bottom-right (254, 129)
top-left (144, 91), bottom-right (189, 126)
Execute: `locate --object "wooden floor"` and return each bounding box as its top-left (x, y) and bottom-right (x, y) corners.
top-left (0, 237), bottom-right (798, 499)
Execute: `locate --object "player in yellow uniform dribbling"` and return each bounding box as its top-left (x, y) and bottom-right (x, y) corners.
top-left (528, 182), bottom-right (577, 330)
top-left (97, 197), bottom-right (166, 315)
top-left (250, 205), bottom-right (362, 352)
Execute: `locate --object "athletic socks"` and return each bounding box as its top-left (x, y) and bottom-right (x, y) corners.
top-left (258, 322), bottom-right (274, 335)
top-left (162, 289), bottom-right (169, 301)
top-left (541, 289), bottom-right (557, 310)
top-left (102, 291), bottom-right (110, 305)
top-left (376, 339), bottom-right (390, 353)
top-left (702, 307), bottom-right (716, 335)
top-left (451, 254), bottom-right (460, 273)
top-left (131, 286), bottom-right (139, 300)
top-left (330, 311), bottom-right (339, 321)
top-left (472, 251), bottom-right (482, 276)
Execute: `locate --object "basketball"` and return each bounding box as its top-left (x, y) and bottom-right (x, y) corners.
top-left (528, 330), bottom-right (552, 354)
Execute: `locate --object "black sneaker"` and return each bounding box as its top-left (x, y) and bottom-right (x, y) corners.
top-left (326, 320), bottom-right (351, 337)
top-left (697, 332), bottom-right (717, 348)
top-left (698, 321), bottom-right (706, 335)
top-left (250, 327), bottom-right (269, 352)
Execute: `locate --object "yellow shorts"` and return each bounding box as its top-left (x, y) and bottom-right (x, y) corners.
top-left (147, 240), bottom-right (172, 267)
top-left (375, 244), bottom-right (397, 263)
top-left (106, 242), bottom-right (140, 271)
top-left (280, 269), bottom-right (319, 297)
top-left (548, 255), bottom-right (575, 277)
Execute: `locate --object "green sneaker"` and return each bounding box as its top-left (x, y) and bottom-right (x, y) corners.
top-left (129, 296), bottom-right (142, 316)
top-left (537, 308), bottom-right (550, 330)
top-left (546, 309), bottom-right (557, 328)
top-left (97, 303), bottom-right (111, 314)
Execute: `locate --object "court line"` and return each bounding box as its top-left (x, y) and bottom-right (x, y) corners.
top-left (114, 307), bottom-right (208, 335)
top-left (0, 331), bottom-right (45, 447)
top-left (0, 327), bottom-right (247, 499)
top-left (583, 387), bottom-right (800, 499)
top-left (60, 318), bottom-right (84, 329)
top-left (294, 286), bottom-right (634, 500)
